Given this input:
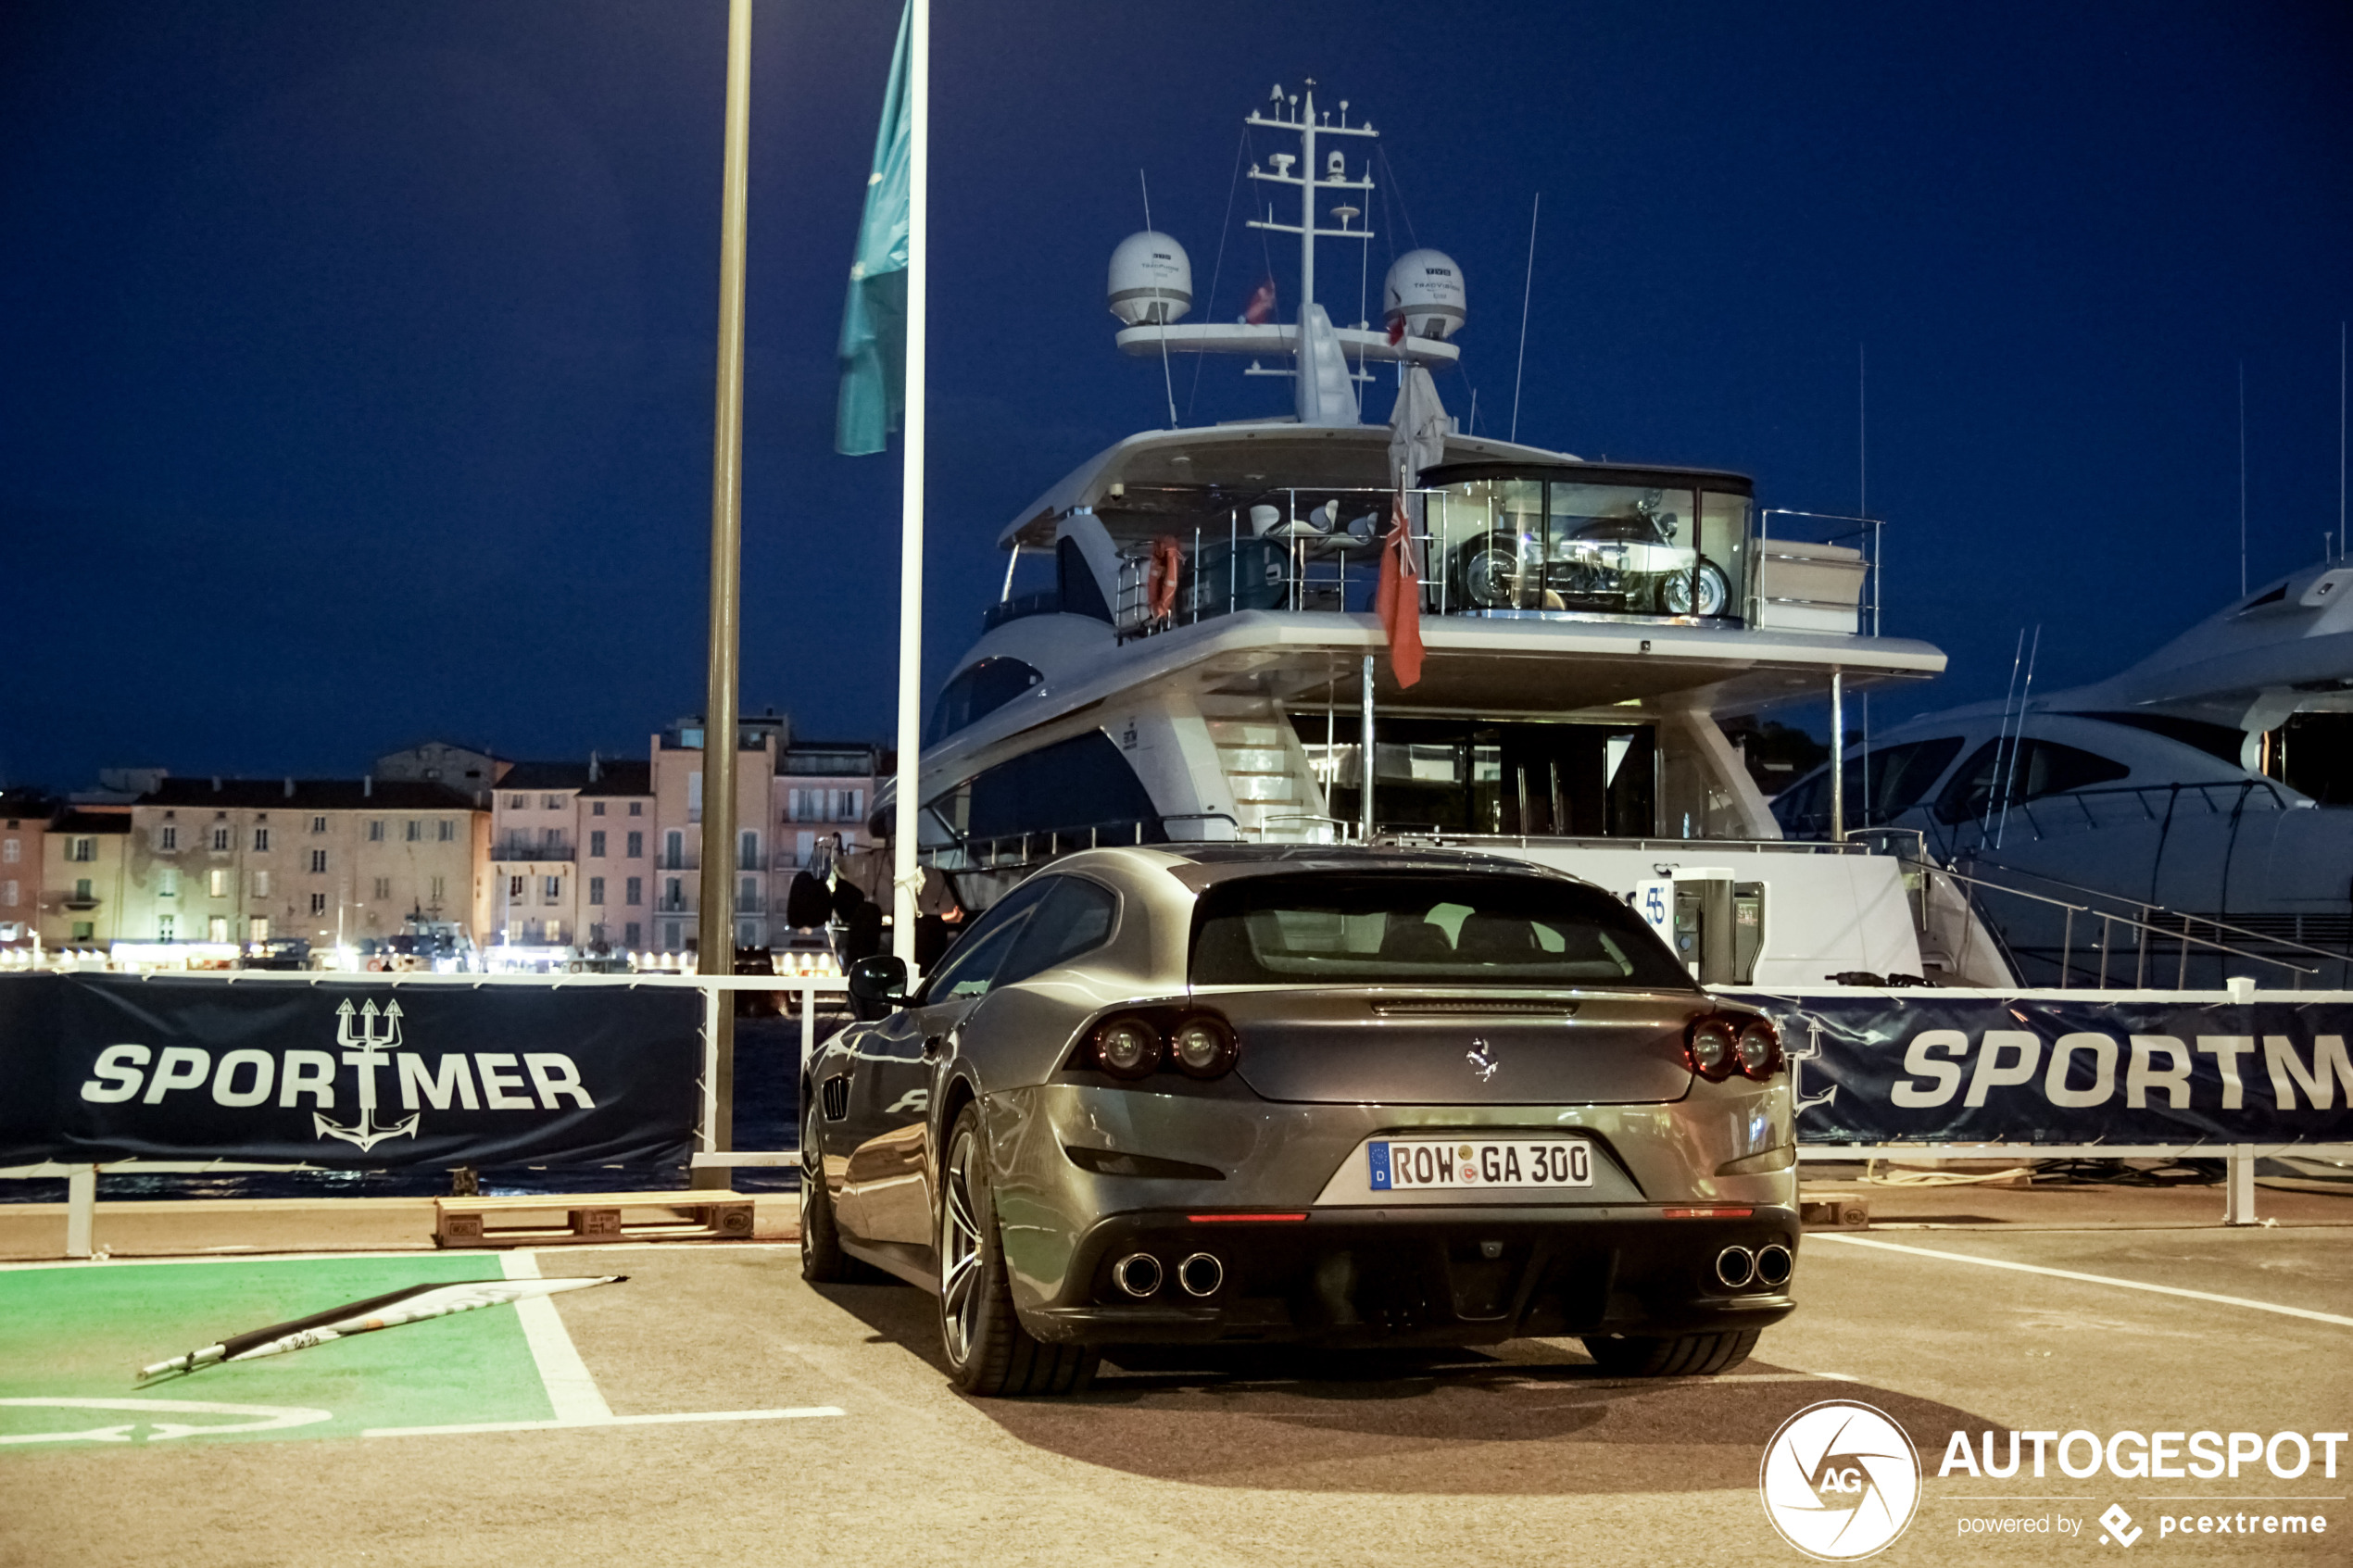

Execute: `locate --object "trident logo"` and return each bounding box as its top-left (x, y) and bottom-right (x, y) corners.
top-left (314, 998), bottom-right (421, 1152)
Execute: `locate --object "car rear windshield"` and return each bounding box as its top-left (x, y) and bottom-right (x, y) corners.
top-left (1189, 872), bottom-right (1693, 989)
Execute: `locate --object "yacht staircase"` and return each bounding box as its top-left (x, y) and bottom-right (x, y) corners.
top-left (1198, 696), bottom-right (1334, 842)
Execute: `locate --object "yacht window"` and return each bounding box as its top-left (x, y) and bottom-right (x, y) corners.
top-left (1933, 739), bottom-right (2131, 824)
top-left (2271, 712), bottom-right (2353, 805)
top-left (934, 729), bottom-right (1163, 847)
top-left (1771, 737), bottom-right (1963, 836)
top-left (1190, 872), bottom-right (1692, 989)
top-left (926, 658), bottom-right (1044, 743)
top-left (1056, 536), bottom-right (1114, 623)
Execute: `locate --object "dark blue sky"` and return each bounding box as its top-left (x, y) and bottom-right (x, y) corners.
top-left (3, 1), bottom-right (2347, 788)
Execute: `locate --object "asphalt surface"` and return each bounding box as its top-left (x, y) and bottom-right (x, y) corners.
top-left (4, 1215), bottom-right (2348, 1568)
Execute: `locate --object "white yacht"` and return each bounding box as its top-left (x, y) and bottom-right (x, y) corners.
top-left (1775, 559), bottom-right (2353, 985)
top-left (890, 85), bottom-right (1985, 989)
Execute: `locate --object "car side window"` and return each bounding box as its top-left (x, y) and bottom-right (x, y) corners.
top-left (919, 875), bottom-right (1054, 1002)
top-left (996, 877), bottom-right (1118, 987)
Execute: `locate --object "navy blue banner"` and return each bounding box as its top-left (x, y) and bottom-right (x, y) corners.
top-left (1730, 991), bottom-right (2353, 1145)
top-left (0, 974), bottom-right (699, 1168)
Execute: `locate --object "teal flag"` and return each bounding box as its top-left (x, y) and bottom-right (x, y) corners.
top-left (834, 1), bottom-right (912, 456)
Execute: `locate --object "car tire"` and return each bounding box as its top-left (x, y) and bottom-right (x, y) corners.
top-left (938, 1102), bottom-right (1097, 1398)
top-left (799, 1101), bottom-right (885, 1286)
top-left (1580, 1327), bottom-right (1760, 1377)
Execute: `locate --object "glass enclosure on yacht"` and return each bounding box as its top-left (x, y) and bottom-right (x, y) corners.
top-left (1074, 462), bottom-right (1761, 636)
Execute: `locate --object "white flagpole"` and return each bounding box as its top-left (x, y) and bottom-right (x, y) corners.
top-left (891, 0), bottom-right (930, 972)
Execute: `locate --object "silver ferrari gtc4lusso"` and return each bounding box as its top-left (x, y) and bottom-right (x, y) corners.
top-left (799, 845), bottom-right (1796, 1397)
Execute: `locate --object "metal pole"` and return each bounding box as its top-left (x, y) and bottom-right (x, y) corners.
top-left (694, 0), bottom-right (753, 1188)
top-left (890, 0), bottom-right (931, 975)
top-left (1829, 666), bottom-right (1845, 843)
top-left (1298, 85), bottom-right (1315, 312)
top-left (1359, 652), bottom-right (1376, 842)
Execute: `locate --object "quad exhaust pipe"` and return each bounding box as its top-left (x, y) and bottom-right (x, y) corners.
top-left (1176, 1252), bottom-right (1224, 1298)
top-left (1714, 1243), bottom-right (1793, 1290)
top-left (1112, 1252), bottom-right (1164, 1298)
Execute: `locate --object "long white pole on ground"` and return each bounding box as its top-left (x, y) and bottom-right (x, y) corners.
top-left (890, 0), bottom-right (930, 973)
top-left (693, 0), bottom-right (752, 1188)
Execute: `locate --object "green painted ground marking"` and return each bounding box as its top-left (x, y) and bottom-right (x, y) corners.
top-left (0, 1256), bottom-right (557, 1449)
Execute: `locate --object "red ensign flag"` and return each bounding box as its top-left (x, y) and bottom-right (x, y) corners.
top-left (1374, 494), bottom-right (1425, 688)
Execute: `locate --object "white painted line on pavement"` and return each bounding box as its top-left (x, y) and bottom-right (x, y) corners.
top-left (1809, 1233), bottom-right (2353, 1327)
top-left (501, 1250), bottom-right (612, 1422)
top-left (362, 1407), bottom-right (846, 1438)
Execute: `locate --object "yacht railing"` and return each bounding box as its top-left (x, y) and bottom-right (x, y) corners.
top-left (920, 813), bottom-right (1239, 875)
top-left (1853, 831), bottom-right (2329, 990)
top-left (1752, 508), bottom-right (1881, 637)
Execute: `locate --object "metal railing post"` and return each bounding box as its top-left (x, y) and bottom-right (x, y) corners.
top-left (2222, 1144), bottom-right (2259, 1225)
top-left (65, 1164), bottom-right (95, 1260)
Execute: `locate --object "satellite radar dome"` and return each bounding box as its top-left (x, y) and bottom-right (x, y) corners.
top-left (1383, 248), bottom-right (1466, 341)
top-left (1108, 231), bottom-right (1193, 327)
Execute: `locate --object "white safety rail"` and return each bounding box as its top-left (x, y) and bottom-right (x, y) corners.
top-left (0, 969), bottom-right (849, 1258)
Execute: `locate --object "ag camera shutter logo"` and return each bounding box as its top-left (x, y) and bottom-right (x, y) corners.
top-left (1760, 1400), bottom-right (1922, 1560)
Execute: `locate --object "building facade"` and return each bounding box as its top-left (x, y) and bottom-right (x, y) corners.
top-left (0, 790), bottom-right (56, 947)
top-left (113, 779), bottom-right (491, 952)
top-left (487, 757), bottom-right (653, 952)
top-left (39, 806), bottom-right (131, 948)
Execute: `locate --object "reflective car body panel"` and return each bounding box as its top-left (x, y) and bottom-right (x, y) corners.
top-left (803, 844), bottom-right (1799, 1347)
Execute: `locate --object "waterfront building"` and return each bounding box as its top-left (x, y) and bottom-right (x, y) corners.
top-left (115, 778), bottom-right (490, 954)
top-left (37, 804), bottom-right (129, 949)
top-left (0, 790), bottom-right (57, 947)
top-left (488, 757), bottom-right (653, 952)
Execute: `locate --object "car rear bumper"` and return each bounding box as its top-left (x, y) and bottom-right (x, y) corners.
top-left (1019, 1202), bottom-right (1798, 1348)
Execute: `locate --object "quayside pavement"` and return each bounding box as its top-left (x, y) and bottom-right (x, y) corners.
top-left (0, 1181), bottom-right (2347, 1568)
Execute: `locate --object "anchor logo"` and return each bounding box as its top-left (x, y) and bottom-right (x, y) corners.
top-left (314, 998), bottom-right (422, 1152)
top-left (1787, 1015), bottom-right (1839, 1116)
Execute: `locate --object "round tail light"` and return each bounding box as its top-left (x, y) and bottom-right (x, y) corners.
top-left (1092, 1016), bottom-right (1163, 1079)
top-left (1735, 1018), bottom-right (1783, 1080)
top-left (1170, 1016), bottom-right (1238, 1078)
top-left (1685, 1016), bottom-right (1739, 1082)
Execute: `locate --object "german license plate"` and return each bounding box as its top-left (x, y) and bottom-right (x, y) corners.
top-left (1368, 1138), bottom-right (1592, 1191)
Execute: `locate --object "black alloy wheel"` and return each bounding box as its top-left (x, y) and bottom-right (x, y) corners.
top-left (938, 1102), bottom-right (1097, 1397)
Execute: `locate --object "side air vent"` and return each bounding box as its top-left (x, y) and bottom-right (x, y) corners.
top-left (820, 1075), bottom-right (850, 1121)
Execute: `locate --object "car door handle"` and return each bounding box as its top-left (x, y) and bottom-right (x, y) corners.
top-left (922, 1034), bottom-right (944, 1060)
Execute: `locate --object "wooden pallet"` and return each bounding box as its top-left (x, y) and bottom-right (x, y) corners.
top-left (435, 1190), bottom-right (755, 1248)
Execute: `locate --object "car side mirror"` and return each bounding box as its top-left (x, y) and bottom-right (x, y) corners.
top-left (846, 954), bottom-right (911, 1020)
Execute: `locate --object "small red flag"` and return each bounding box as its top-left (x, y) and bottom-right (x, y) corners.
top-left (1374, 494), bottom-right (1425, 688)
top-left (1243, 277), bottom-right (1277, 326)
top-left (1385, 313), bottom-right (1406, 346)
